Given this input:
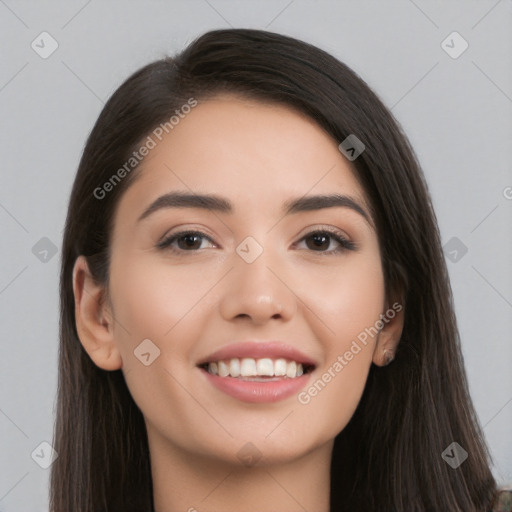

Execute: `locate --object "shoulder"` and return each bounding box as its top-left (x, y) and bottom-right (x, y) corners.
top-left (492, 489), bottom-right (512, 512)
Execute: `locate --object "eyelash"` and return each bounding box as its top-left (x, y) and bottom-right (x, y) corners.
top-left (157, 227), bottom-right (356, 255)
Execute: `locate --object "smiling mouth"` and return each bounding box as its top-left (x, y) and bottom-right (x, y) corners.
top-left (198, 357), bottom-right (316, 380)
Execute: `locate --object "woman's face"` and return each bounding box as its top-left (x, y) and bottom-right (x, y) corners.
top-left (91, 94), bottom-right (399, 466)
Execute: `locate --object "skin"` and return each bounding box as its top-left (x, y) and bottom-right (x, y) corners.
top-left (73, 94), bottom-right (404, 512)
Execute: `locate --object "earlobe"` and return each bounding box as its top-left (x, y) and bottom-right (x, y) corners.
top-left (72, 255), bottom-right (123, 371)
top-left (372, 300), bottom-right (405, 367)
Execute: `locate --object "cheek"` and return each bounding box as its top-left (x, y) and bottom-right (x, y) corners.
top-left (107, 256), bottom-right (208, 441)
top-left (107, 254), bottom-right (217, 420)
top-left (108, 253), bottom-right (211, 343)
top-left (296, 249), bottom-right (385, 348)
top-left (293, 251), bottom-right (385, 430)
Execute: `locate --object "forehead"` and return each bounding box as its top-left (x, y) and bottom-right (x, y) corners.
top-left (115, 94), bottom-right (370, 222)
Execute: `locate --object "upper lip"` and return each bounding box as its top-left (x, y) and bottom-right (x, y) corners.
top-left (197, 341), bottom-right (317, 367)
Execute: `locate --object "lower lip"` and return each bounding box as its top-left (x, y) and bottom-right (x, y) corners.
top-left (200, 368), bottom-right (312, 403)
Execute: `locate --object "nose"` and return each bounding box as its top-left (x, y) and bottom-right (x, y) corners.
top-left (218, 245), bottom-right (297, 325)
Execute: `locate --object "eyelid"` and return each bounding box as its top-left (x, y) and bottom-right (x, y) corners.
top-left (157, 225), bottom-right (218, 247)
top-left (296, 224), bottom-right (351, 242)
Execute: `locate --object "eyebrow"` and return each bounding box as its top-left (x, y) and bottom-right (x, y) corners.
top-left (137, 191), bottom-right (371, 224)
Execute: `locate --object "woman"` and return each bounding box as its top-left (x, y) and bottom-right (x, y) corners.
top-left (50, 28), bottom-right (508, 511)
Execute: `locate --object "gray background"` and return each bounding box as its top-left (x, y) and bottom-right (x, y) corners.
top-left (1, 1), bottom-right (511, 509)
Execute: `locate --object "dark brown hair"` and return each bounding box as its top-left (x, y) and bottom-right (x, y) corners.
top-left (50, 28), bottom-right (499, 511)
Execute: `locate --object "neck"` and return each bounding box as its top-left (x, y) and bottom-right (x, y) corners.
top-left (147, 424), bottom-right (333, 512)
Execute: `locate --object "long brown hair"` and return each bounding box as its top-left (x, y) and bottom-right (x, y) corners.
top-left (50, 28), bottom-right (499, 511)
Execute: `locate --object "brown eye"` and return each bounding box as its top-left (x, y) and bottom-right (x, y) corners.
top-left (297, 229), bottom-right (356, 254)
top-left (157, 231), bottom-right (215, 253)
top-left (305, 233), bottom-right (331, 251)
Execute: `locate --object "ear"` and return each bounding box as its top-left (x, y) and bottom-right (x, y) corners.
top-left (372, 300), bottom-right (405, 367)
top-left (72, 255), bottom-right (123, 371)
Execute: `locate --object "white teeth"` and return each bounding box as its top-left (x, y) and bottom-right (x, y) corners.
top-left (218, 360), bottom-right (230, 377)
top-left (240, 358), bottom-right (257, 376)
top-left (206, 357), bottom-right (306, 378)
top-left (256, 358), bottom-right (274, 376)
top-left (274, 358), bottom-right (287, 376)
top-left (229, 358), bottom-right (240, 377)
top-left (286, 361), bottom-right (297, 378)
